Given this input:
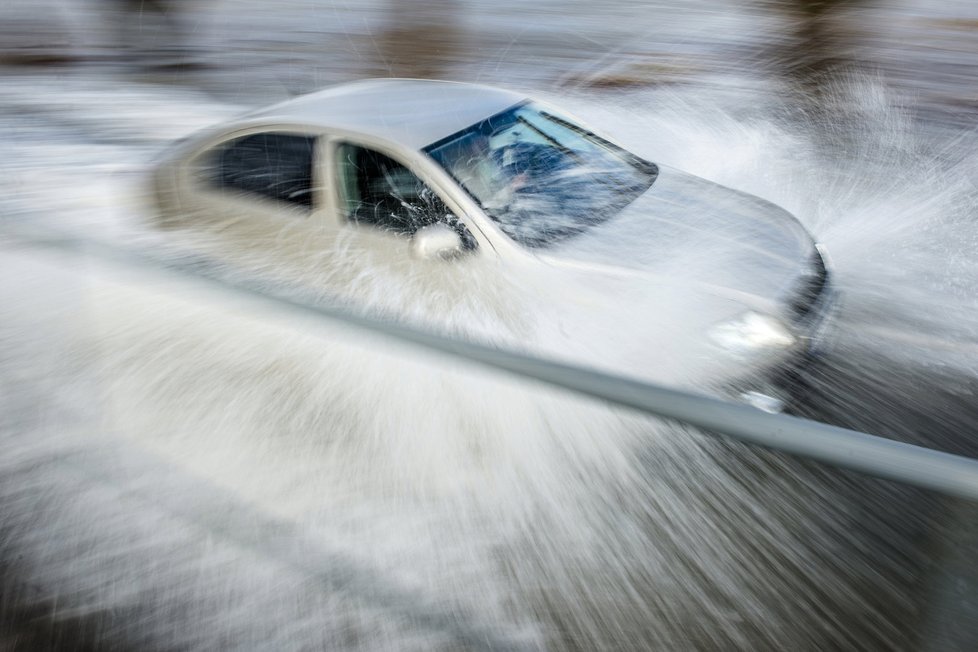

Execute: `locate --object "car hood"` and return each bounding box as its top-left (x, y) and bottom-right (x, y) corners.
top-left (541, 165), bottom-right (817, 314)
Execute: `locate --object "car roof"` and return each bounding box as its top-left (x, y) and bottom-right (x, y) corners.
top-left (240, 79), bottom-right (528, 150)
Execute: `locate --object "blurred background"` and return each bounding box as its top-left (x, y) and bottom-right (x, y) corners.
top-left (2, 1), bottom-right (978, 650)
top-left (2, 0), bottom-right (977, 118)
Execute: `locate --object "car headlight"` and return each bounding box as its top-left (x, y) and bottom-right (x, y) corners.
top-left (709, 311), bottom-right (796, 354)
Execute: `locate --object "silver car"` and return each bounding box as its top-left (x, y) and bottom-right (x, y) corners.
top-left (152, 78), bottom-right (836, 411)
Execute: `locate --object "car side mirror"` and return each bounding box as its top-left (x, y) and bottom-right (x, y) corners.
top-left (411, 222), bottom-right (464, 260)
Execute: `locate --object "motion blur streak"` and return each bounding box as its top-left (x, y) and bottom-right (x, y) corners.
top-left (9, 226), bottom-right (978, 500)
top-left (3, 1), bottom-right (978, 651)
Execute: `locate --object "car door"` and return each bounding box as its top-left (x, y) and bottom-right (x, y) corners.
top-left (331, 141), bottom-right (480, 269)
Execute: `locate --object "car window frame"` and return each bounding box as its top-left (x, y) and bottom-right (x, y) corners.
top-left (174, 122), bottom-right (527, 259)
top-left (183, 124), bottom-right (331, 224)
top-left (322, 134), bottom-right (497, 255)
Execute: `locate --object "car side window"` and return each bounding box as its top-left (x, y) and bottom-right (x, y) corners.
top-left (336, 144), bottom-right (476, 249)
top-left (204, 132), bottom-right (317, 209)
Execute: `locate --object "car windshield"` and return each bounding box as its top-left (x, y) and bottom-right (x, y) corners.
top-left (424, 102), bottom-right (657, 248)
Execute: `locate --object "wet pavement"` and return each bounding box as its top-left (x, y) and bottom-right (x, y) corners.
top-left (2, 1), bottom-right (978, 649)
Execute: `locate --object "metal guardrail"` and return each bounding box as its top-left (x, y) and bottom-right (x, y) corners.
top-left (7, 226), bottom-right (978, 501)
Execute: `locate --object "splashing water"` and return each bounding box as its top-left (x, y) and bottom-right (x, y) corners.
top-left (2, 70), bottom-right (977, 650)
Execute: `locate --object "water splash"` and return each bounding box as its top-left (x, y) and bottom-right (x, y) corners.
top-left (2, 70), bottom-right (976, 649)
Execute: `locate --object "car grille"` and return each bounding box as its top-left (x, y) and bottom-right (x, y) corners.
top-left (789, 248), bottom-right (828, 321)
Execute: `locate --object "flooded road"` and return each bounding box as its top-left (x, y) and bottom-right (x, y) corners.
top-left (2, 1), bottom-right (978, 650)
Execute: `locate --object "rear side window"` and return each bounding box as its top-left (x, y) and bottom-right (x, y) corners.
top-left (205, 132), bottom-right (317, 208)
